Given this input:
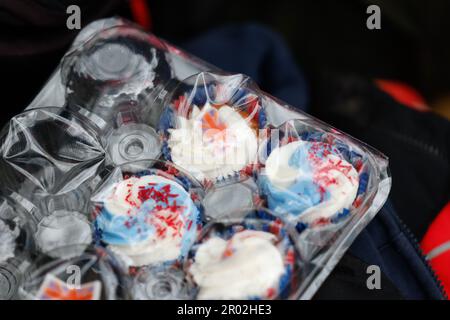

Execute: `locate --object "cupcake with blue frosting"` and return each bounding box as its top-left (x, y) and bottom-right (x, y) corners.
top-left (259, 121), bottom-right (362, 227)
top-left (92, 165), bottom-right (202, 267)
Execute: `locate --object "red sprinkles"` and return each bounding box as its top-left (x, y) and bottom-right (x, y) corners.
top-left (119, 179), bottom-right (189, 240)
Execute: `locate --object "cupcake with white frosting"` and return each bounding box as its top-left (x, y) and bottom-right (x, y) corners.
top-left (185, 211), bottom-right (300, 300)
top-left (160, 72), bottom-right (266, 185)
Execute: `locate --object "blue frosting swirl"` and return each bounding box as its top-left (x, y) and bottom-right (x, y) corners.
top-left (95, 175), bottom-right (200, 260)
top-left (259, 140), bottom-right (358, 225)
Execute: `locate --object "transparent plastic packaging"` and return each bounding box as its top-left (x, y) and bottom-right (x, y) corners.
top-left (0, 18), bottom-right (391, 300)
top-left (61, 26), bottom-right (172, 126)
top-left (18, 246), bottom-right (131, 300)
top-left (0, 189), bottom-right (35, 299)
top-left (0, 107), bottom-right (105, 213)
top-left (130, 264), bottom-right (191, 300)
top-left (61, 26), bottom-right (171, 167)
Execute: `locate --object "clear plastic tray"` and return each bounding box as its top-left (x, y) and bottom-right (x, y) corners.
top-left (0, 17), bottom-right (391, 300)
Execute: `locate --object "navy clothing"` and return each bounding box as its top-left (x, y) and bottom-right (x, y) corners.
top-left (182, 24), bottom-right (309, 110)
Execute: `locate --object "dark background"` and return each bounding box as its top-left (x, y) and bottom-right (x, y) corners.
top-left (1, 0), bottom-right (450, 121)
top-left (152, 0), bottom-right (450, 101)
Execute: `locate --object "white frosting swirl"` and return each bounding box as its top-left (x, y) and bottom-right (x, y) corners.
top-left (189, 230), bottom-right (284, 299)
top-left (264, 140), bottom-right (359, 224)
top-left (96, 175), bottom-right (199, 267)
top-left (168, 103), bottom-right (258, 181)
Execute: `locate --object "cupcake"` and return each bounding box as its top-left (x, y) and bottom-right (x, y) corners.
top-left (185, 211), bottom-right (299, 300)
top-left (160, 72), bottom-right (266, 184)
top-left (92, 164), bottom-right (202, 267)
top-left (259, 137), bottom-right (360, 227)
